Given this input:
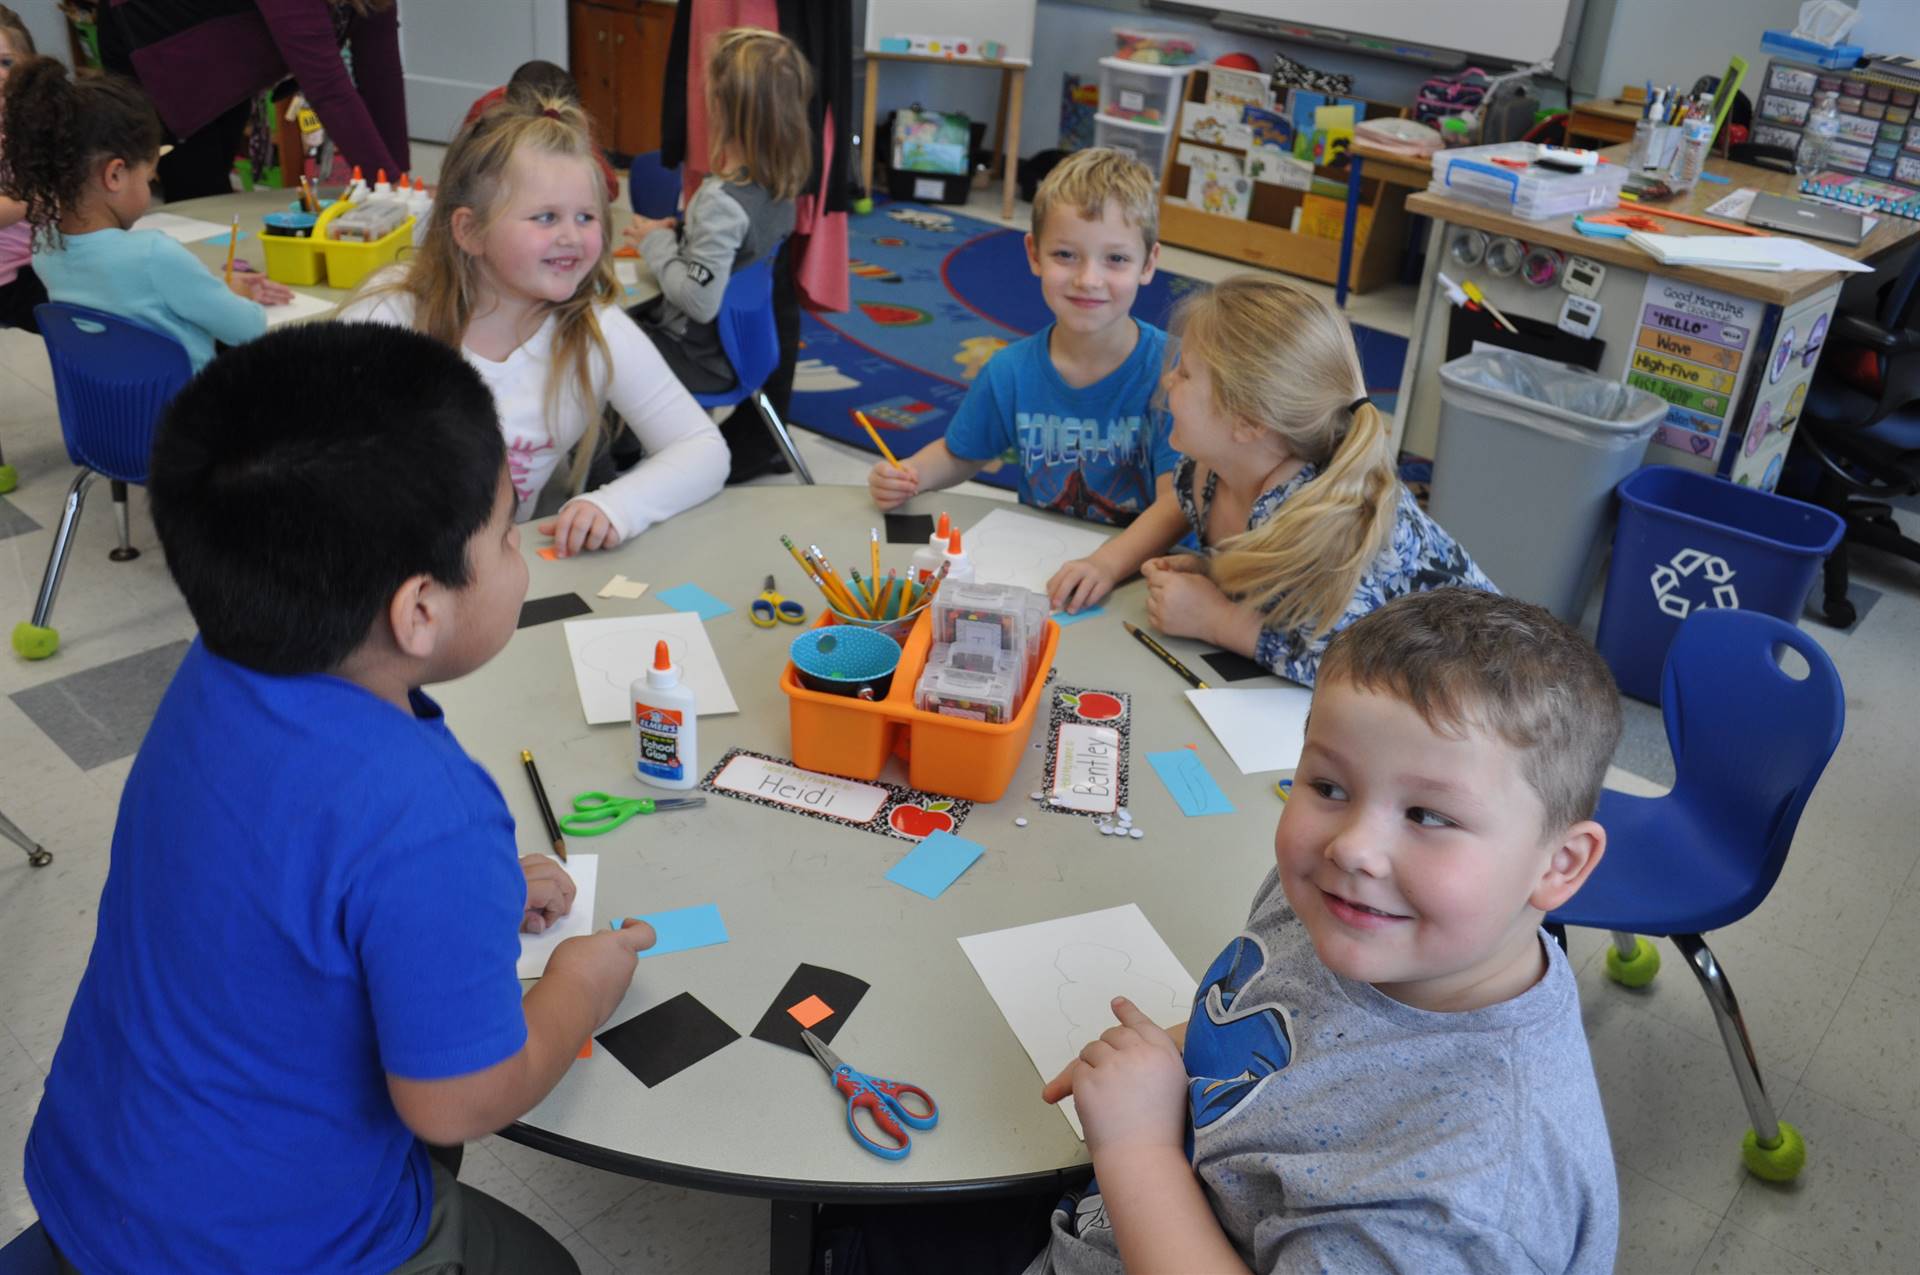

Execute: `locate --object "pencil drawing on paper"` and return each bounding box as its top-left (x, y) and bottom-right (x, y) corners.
top-left (1053, 941), bottom-right (1190, 1053)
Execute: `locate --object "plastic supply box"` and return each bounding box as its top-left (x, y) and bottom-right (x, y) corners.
top-left (780, 611), bottom-right (1060, 802)
top-left (1428, 142), bottom-right (1629, 220)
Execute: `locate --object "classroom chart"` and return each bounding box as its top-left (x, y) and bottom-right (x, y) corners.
top-left (430, 485), bottom-right (1282, 1200)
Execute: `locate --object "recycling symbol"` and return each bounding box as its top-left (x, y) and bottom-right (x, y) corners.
top-left (1650, 548), bottom-right (1739, 619)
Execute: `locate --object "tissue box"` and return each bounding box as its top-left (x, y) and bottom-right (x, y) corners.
top-left (1760, 29), bottom-right (1863, 70)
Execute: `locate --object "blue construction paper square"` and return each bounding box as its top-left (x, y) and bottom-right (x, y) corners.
top-left (656, 583), bottom-right (733, 621)
top-left (884, 830), bottom-right (984, 899)
top-left (622, 903), bottom-right (730, 957)
top-left (204, 228), bottom-right (252, 245)
top-left (1052, 606), bottom-right (1106, 627)
top-left (1145, 749), bottom-right (1236, 817)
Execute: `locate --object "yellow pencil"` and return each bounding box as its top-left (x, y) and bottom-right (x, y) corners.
top-left (870, 527), bottom-right (881, 595)
top-left (811, 544), bottom-right (866, 618)
top-left (781, 534), bottom-right (850, 612)
top-left (223, 214), bottom-right (240, 286)
top-left (855, 411), bottom-right (903, 469)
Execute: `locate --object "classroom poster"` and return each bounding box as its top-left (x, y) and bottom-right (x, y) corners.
top-left (1624, 276), bottom-right (1763, 463)
top-left (1724, 285), bottom-right (1840, 492)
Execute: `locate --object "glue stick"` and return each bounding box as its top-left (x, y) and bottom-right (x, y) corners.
top-left (631, 640), bottom-right (698, 789)
top-left (911, 511), bottom-right (952, 584)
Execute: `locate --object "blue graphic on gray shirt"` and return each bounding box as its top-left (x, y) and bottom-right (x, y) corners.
top-left (1184, 934), bottom-right (1294, 1130)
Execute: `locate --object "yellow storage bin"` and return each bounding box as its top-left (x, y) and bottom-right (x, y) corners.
top-left (260, 204), bottom-right (329, 286)
top-left (319, 204), bottom-right (415, 291)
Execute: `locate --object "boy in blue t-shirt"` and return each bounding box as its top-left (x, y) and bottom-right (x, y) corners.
top-left (24, 324), bottom-right (654, 1275)
top-left (867, 148), bottom-right (1179, 528)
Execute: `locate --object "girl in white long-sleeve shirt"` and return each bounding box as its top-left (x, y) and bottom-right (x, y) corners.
top-left (340, 93), bottom-right (726, 555)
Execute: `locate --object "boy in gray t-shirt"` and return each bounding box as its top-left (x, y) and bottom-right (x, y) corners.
top-left (1029, 589), bottom-right (1623, 1275)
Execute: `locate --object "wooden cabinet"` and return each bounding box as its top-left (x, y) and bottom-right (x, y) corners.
top-left (569, 0), bottom-right (675, 162)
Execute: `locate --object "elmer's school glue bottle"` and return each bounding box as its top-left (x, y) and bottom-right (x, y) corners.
top-left (911, 511), bottom-right (951, 584)
top-left (939, 528), bottom-right (976, 584)
top-left (631, 640), bottom-right (697, 789)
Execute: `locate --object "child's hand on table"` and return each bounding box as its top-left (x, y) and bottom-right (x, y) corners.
top-left (1042, 997), bottom-right (1188, 1158)
top-left (547, 918), bottom-right (658, 1025)
top-left (867, 457), bottom-right (920, 510)
top-left (519, 853), bottom-right (575, 934)
top-left (539, 500), bottom-right (620, 557)
top-left (1142, 556), bottom-right (1234, 643)
top-left (230, 271), bottom-right (295, 306)
top-left (622, 215), bottom-right (676, 247)
top-left (1048, 557), bottom-right (1119, 613)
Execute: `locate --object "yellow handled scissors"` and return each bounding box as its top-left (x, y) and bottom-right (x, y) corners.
top-left (751, 574), bottom-right (807, 628)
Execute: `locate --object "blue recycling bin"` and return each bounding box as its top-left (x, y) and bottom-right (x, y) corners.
top-left (1596, 466), bottom-right (1844, 703)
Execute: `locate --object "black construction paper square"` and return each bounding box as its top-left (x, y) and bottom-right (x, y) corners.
top-left (884, 513), bottom-right (936, 545)
top-left (1201, 650), bottom-right (1271, 683)
top-left (750, 963), bottom-right (870, 1053)
top-left (517, 593), bottom-right (593, 629)
top-left (596, 992), bottom-right (739, 1086)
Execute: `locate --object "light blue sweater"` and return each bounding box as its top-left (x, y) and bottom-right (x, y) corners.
top-left (33, 227), bottom-right (265, 371)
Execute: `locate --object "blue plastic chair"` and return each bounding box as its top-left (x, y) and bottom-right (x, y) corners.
top-left (628, 149), bottom-right (683, 220)
top-left (691, 250), bottom-right (813, 483)
top-left (12, 303), bottom-right (193, 660)
top-left (1549, 608), bottom-right (1844, 1184)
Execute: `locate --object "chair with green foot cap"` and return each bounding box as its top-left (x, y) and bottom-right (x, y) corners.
top-left (1549, 609), bottom-right (1843, 1183)
top-left (13, 304), bottom-right (192, 660)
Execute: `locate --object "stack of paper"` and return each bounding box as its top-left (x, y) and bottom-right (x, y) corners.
top-left (1625, 232), bottom-right (1872, 273)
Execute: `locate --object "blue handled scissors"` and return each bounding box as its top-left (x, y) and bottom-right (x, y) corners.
top-left (558, 791), bottom-right (706, 836)
top-left (802, 1029), bottom-right (938, 1161)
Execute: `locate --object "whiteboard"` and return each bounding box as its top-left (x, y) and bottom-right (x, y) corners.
top-left (1207, 0), bottom-right (1576, 67)
top-left (864, 0), bottom-right (1038, 63)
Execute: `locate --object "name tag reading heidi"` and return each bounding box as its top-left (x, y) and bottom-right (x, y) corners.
top-left (1051, 722), bottom-right (1123, 814)
top-left (712, 754), bottom-right (890, 825)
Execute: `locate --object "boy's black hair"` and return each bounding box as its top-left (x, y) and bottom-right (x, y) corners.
top-left (0, 58), bottom-right (164, 249)
top-left (505, 59), bottom-right (583, 108)
top-left (149, 323), bottom-right (506, 676)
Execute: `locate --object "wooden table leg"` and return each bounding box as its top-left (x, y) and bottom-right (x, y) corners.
top-left (1002, 67), bottom-right (1024, 221)
top-left (861, 58), bottom-right (880, 201)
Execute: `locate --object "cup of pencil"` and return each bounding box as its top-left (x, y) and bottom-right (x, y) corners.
top-left (825, 594), bottom-right (930, 645)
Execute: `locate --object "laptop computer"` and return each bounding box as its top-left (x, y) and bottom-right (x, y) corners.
top-left (1745, 192), bottom-right (1869, 245)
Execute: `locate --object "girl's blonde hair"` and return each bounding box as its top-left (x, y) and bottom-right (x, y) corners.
top-left (705, 27), bottom-right (812, 201)
top-left (1182, 276), bottom-right (1398, 637)
top-left (356, 93), bottom-right (618, 492)
top-left (0, 5), bottom-right (37, 56)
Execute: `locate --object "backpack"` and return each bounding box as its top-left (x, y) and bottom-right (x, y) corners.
top-left (1414, 67), bottom-right (1492, 128)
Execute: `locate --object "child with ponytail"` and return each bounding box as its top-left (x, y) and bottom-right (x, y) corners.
top-left (1049, 276), bottom-right (1494, 685)
top-left (0, 56), bottom-right (289, 370)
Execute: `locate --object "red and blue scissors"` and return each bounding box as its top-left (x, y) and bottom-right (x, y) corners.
top-left (802, 1029), bottom-right (939, 1160)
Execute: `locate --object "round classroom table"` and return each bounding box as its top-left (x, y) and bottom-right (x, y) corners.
top-left (430, 485), bottom-right (1284, 1265)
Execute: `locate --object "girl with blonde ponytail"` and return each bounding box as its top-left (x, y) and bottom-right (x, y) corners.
top-left (1050, 275), bottom-right (1493, 684)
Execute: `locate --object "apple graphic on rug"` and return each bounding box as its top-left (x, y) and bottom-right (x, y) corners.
top-left (888, 800), bottom-right (956, 839)
top-left (1059, 690), bottom-right (1126, 723)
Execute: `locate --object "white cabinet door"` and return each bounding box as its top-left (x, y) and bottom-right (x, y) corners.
top-left (398, 0), bottom-right (568, 144)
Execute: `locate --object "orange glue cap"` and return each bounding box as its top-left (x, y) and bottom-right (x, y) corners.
top-left (654, 640), bottom-right (672, 670)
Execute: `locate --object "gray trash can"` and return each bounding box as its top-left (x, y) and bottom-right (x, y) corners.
top-left (1430, 349), bottom-right (1667, 622)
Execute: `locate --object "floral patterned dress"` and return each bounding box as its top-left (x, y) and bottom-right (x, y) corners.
top-left (1174, 457), bottom-right (1497, 685)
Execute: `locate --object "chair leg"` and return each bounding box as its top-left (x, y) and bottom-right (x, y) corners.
top-left (108, 479), bottom-right (140, 562)
top-left (1672, 933), bottom-right (1805, 1181)
top-left (1819, 536), bottom-right (1855, 628)
top-left (1543, 921), bottom-right (1568, 954)
top-left (29, 469), bottom-right (97, 629)
top-left (0, 808), bottom-right (52, 867)
top-left (753, 391), bottom-right (815, 486)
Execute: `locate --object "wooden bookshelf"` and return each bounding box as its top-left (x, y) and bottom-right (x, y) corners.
top-left (1157, 70), bottom-right (1413, 293)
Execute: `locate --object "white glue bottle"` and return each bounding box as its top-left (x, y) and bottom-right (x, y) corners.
top-left (373, 168), bottom-right (393, 198)
top-left (910, 511), bottom-right (952, 584)
top-left (939, 528), bottom-right (976, 584)
top-left (631, 639), bottom-right (698, 789)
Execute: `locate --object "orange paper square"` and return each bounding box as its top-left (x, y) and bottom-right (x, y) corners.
top-left (786, 994), bottom-right (834, 1029)
top-left (537, 547), bottom-right (559, 561)
top-left (578, 1040), bottom-right (593, 1059)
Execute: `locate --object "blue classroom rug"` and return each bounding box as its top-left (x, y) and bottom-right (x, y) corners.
top-left (790, 200), bottom-right (1409, 490)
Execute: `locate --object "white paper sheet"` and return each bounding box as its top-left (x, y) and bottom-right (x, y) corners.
top-left (131, 212), bottom-right (238, 245)
top-left (959, 508), bottom-right (1112, 596)
top-left (517, 854), bottom-right (597, 978)
top-left (562, 612), bottom-right (738, 724)
top-left (1626, 231), bottom-right (1873, 272)
top-left (262, 291), bottom-right (337, 328)
top-left (959, 904), bottom-right (1198, 1137)
top-left (1185, 686), bottom-right (1314, 775)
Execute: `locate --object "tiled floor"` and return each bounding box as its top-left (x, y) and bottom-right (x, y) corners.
top-left (4, 173), bottom-right (1920, 1273)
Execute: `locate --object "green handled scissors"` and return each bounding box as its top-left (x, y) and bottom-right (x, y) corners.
top-left (559, 791), bottom-right (707, 836)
